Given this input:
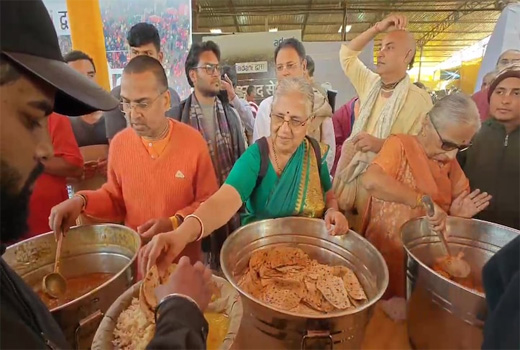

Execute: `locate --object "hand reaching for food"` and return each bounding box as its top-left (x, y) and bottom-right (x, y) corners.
top-left (139, 230), bottom-right (190, 274)
top-left (324, 209), bottom-right (350, 235)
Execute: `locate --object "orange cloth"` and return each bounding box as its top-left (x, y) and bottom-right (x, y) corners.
top-left (363, 135), bottom-right (469, 298)
top-left (140, 122), bottom-right (173, 159)
top-left (79, 119), bottom-right (219, 263)
top-left (27, 113), bottom-right (84, 238)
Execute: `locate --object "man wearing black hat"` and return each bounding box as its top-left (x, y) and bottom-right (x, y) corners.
top-left (0, 1), bottom-right (210, 348)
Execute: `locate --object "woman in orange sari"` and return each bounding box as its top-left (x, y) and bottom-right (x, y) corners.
top-left (361, 93), bottom-right (492, 302)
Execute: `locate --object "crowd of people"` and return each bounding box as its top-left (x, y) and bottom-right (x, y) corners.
top-left (57, 0), bottom-right (191, 98)
top-left (1, 1), bottom-right (519, 348)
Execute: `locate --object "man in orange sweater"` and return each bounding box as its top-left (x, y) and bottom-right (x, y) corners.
top-left (49, 56), bottom-right (218, 263)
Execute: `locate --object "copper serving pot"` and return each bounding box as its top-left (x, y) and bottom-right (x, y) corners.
top-left (220, 217), bottom-right (388, 349)
top-left (401, 217), bottom-right (519, 349)
top-left (3, 224), bottom-right (140, 349)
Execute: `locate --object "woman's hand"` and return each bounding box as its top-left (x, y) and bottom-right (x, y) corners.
top-left (324, 209), bottom-right (350, 235)
top-left (427, 201), bottom-right (447, 233)
top-left (450, 189), bottom-right (492, 218)
top-left (139, 230), bottom-right (191, 275)
top-left (137, 217), bottom-right (173, 244)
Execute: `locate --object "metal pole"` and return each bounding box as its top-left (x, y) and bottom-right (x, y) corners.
top-left (417, 45), bottom-right (424, 82)
top-left (341, 2), bottom-right (347, 41)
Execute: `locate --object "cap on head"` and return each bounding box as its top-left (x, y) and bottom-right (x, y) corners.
top-left (0, 0), bottom-right (118, 115)
top-left (488, 63), bottom-right (520, 100)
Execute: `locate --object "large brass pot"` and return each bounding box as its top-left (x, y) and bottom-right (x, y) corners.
top-left (221, 217), bottom-right (388, 349)
top-left (3, 224), bottom-right (140, 349)
top-left (402, 217), bottom-right (519, 349)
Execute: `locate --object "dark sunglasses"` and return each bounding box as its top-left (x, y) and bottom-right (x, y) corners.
top-left (429, 115), bottom-right (471, 152)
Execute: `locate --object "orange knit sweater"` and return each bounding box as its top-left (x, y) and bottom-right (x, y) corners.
top-left (79, 119), bottom-right (218, 262)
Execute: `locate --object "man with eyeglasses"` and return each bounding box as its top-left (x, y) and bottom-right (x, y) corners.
top-left (472, 49), bottom-right (520, 121)
top-left (104, 23), bottom-right (181, 141)
top-left (333, 14), bottom-right (432, 232)
top-left (49, 56), bottom-right (219, 266)
top-left (253, 38), bottom-right (336, 174)
top-left (137, 41), bottom-right (246, 269)
top-left (459, 64), bottom-right (520, 230)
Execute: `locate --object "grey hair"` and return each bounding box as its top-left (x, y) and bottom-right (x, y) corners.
top-left (429, 92), bottom-right (481, 131)
top-left (497, 49), bottom-right (520, 64)
top-left (272, 77), bottom-right (315, 116)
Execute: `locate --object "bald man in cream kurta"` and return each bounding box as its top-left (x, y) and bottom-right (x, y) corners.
top-left (333, 16), bottom-right (433, 232)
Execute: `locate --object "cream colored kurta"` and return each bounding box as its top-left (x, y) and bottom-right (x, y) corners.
top-left (339, 45), bottom-right (432, 135)
top-left (334, 45), bottom-right (433, 231)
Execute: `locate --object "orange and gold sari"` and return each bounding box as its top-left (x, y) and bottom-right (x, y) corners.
top-left (362, 134), bottom-right (469, 298)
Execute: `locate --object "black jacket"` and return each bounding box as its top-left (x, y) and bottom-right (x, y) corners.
top-left (1, 249), bottom-right (208, 349)
top-left (482, 236), bottom-right (520, 350)
top-left (458, 119), bottom-right (519, 229)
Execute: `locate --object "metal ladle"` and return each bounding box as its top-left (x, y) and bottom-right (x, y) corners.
top-left (42, 234), bottom-right (67, 298)
top-left (422, 195), bottom-right (471, 279)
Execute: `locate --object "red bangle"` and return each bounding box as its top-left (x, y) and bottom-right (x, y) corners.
top-left (185, 214), bottom-right (204, 241)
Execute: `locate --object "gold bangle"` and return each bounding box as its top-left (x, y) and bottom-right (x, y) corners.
top-left (74, 194), bottom-right (87, 211)
top-left (185, 214), bottom-right (204, 241)
top-left (169, 216), bottom-right (179, 229)
top-left (414, 193), bottom-right (422, 209)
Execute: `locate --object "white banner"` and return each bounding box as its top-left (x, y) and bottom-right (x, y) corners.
top-left (235, 61), bottom-right (268, 74)
top-left (43, 0), bottom-right (70, 36)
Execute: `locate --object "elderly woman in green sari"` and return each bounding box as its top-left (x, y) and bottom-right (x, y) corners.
top-left (140, 77), bottom-right (349, 271)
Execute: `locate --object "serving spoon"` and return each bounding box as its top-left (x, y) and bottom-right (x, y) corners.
top-left (422, 195), bottom-right (471, 279)
top-left (42, 233), bottom-right (67, 298)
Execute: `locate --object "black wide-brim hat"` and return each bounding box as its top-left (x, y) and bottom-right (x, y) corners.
top-left (0, 0), bottom-right (118, 116)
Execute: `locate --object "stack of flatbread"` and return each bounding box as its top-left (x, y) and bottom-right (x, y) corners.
top-left (238, 247), bottom-right (367, 315)
top-left (113, 265), bottom-right (221, 349)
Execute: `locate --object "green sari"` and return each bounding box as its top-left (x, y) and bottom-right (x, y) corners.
top-left (225, 138), bottom-right (332, 225)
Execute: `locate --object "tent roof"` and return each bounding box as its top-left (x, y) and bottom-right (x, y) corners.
top-left (195, 0), bottom-right (501, 67)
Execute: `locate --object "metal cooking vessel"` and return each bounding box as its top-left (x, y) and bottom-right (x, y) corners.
top-left (221, 217), bottom-right (388, 349)
top-left (402, 217), bottom-right (519, 349)
top-left (3, 224), bottom-right (140, 349)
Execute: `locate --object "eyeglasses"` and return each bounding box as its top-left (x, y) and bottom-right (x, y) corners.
top-left (270, 113), bottom-right (309, 128)
top-left (119, 90), bottom-right (166, 113)
top-left (194, 64), bottom-right (222, 75)
top-left (429, 115), bottom-right (471, 152)
top-left (275, 61), bottom-right (301, 72)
